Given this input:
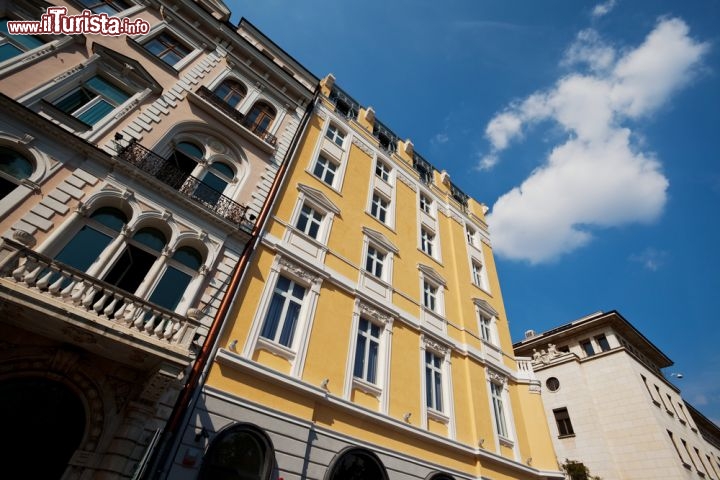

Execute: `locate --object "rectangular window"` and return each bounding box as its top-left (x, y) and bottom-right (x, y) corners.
top-left (313, 154), bottom-right (338, 186)
top-left (595, 334), bottom-right (611, 352)
top-left (53, 75), bottom-right (130, 126)
top-left (466, 226), bottom-right (476, 246)
top-left (353, 318), bottom-right (380, 384)
top-left (370, 193), bottom-right (389, 223)
top-left (420, 228), bottom-right (435, 257)
top-left (682, 439), bottom-right (699, 471)
top-left (479, 315), bottom-right (493, 343)
top-left (425, 351), bottom-right (443, 411)
top-left (419, 194), bottom-right (432, 214)
top-left (696, 448), bottom-right (709, 477)
top-left (365, 246), bottom-right (385, 279)
top-left (668, 430), bottom-right (689, 468)
top-left (0, 18), bottom-right (45, 62)
top-left (375, 160), bottom-right (390, 182)
top-left (667, 395), bottom-right (680, 417)
top-left (641, 374), bottom-right (660, 405)
top-left (472, 261), bottom-right (483, 287)
top-left (491, 382), bottom-right (508, 438)
top-left (678, 403), bottom-right (690, 423)
top-left (295, 204), bottom-right (323, 239)
top-left (580, 339), bottom-right (595, 357)
top-left (325, 124), bottom-right (345, 147)
top-left (78, 0), bottom-right (131, 14)
top-left (143, 31), bottom-right (191, 67)
top-left (707, 454), bottom-right (719, 479)
top-left (423, 280), bottom-right (437, 311)
top-left (553, 407), bottom-right (575, 437)
top-left (260, 276), bottom-right (306, 348)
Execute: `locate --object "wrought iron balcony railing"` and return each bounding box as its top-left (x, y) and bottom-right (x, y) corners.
top-left (196, 86), bottom-right (277, 146)
top-left (412, 152), bottom-right (434, 185)
top-left (116, 141), bottom-right (253, 228)
top-left (0, 239), bottom-right (199, 348)
top-left (328, 85), bottom-right (360, 120)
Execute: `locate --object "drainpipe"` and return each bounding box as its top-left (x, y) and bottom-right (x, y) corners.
top-left (142, 90), bottom-right (318, 479)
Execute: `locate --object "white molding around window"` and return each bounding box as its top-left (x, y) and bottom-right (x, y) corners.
top-left (243, 255), bottom-right (323, 377)
top-left (283, 183), bottom-right (340, 263)
top-left (357, 227), bottom-right (398, 303)
top-left (343, 299), bottom-right (394, 414)
top-left (308, 117), bottom-right (350, 193)
top-left (487, 369), bottom-right (518, 458)
top-left (420, 335), bottom-right (455, 439)
top-left (131, 21), bottom-right (204, 72)
top-left (418, 264), bottom-right (447, 337)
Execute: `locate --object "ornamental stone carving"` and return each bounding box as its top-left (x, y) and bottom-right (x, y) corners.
top-left (423, 337), bottom-right (449, 355)
top-left (396, 172), bottom-right (417, 192)
top-left (359, 302), bottom-right (392, 325)
top-left (488, 370), bottom-right (507, 386)
top-left (278, 257), bottom-right (320, 283)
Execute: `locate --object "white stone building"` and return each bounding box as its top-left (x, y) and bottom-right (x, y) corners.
top-left (514, 310), bottom-right (720, 480)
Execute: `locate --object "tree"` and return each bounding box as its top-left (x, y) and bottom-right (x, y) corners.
top-left (560, 459), bottom-right (602, 480)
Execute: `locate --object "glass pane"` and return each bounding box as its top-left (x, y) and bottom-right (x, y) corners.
top-left (54, 88), bottom-right (93, 114)
top-left (204, 430), bottom-right (265, 478)
top-left (85, 76), bottom-right (129, 105)
top-left (434, 372), bottom-right (443, 411)
top-left (210, 162), bottom-right (234, 179)
top-left (172, 247), bottom-right (202, 270)
top-left (307, 219), bottom-right (320, 238)
top-left (148, 266), bottom-right (192, 310)
top-left (0, 43), bottom-right (22, 62)
top-left (132, 227), bottom-right (167, 252)
top-left (201, 171), bottom-right (228, 194)
top-left (260, 293), bottom-right (284, 340)
top-left (54, 226), bottom-right (112, 271)
top-left (0, 19), bottom-right (44, 49)
top-left (0, 146), bottom-right (33, 179)
top-left (367, 340), bottom-right (378, 383)
top-left (103, 244), bottom-right (156, 293)
top-left (354, 334), bottom-right (366, 378)
top-left (77, 99), bottom-right (114, 125)
top-left (425, 367), bottom-right (433, 407)
top-left (278, 301), bottom-right (300, 347)
top-left (176, 141), bottom-right (204, 159)
top-left (90, 207), bottom-right (127, 231)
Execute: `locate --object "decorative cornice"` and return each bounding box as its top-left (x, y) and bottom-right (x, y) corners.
top-left (351, 136), bottom-right (375, 157)
top-left (362, 226), bottom-right (399, 254)
top-left (297, 183), bottom-right (340, 214)
top-left (359, 302), bottom-right (393, 325)
top-left (423, 337), bottom-right (450, 355)
top-left (473, 298), bottom-right (499, 318)
top-left (278, 257), bottom-right (322, 283)
top-left (418, 263), bottom-right (446, 287)
top-left (396, 171), bottom-right (417, 192)
top-left (488, 369), bottom-right (507, 386)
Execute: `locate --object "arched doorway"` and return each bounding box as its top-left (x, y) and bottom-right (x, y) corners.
top-left (0, 377), bottom-right (86, 478)
top-left (325, 447), bottom-right (389, 480)
top-left (198, 423), bottom-right (275, 480)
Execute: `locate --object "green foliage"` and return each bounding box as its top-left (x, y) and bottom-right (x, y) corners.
top-left (560, 459), bottom-right (602, 480)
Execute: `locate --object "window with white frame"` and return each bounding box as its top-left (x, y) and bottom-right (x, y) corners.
top-left (466, 225), bottom-right (477, 247)
top-left (325, 124), bottom-right (345, 147)
top-left (419, 193), bottom-right (432, 215)
top-left (471, 261), bottom-right (483, 287)
top-left (1, 146), bottom-right (34, 202)
top-left (76, 0), bottom-right (132, 14)
top-left (370, 192), bottom-right (389, 224)
top-left (353, 318), bottom-right (381, 384)
top-left (259, 275), bottom-right (306, 348)
top-left (425, 351), bottom-right (444, 412)
top-left (421, 228), bottom-right (435, 257)
top-left (52, 75), bottom-right (130, 126)
top-left (312, 154), bottom-right (339, 187)
top-left (1, 17), bottom-right (45, 63)
top-left (479, 314), bottom-right (493, 343)
top-left (295, 204), bottom-right (323, 239)
top-left (423, 280), bottom-right (438, 312)
top-left (365, 245), bottom-right (385, 279)
top-left (491, 381), bottom-right (509, 438)
top-left (375, 160), bottom-right (391, 182)
top-left (142, 31), bottom-right (192, 68)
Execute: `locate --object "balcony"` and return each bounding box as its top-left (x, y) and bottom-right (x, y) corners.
top-left (0, 239), bottom-right (199, 369)
top-left (412, 152), bottom-right (434, 185)
top-left (328, 85), bottom-right (360, 120)
top-left (116, 141), bottom-right (254, 230)
top-left (195, 86), bottom-right (277, 146)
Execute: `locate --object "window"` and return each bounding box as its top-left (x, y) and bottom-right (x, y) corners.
top-left (580, 339), bottom-right (595, 357)
top-left (423, 280), bottom-right (437, 311)
top-left (148, 246), bottom-right (203, 311)
top-left (696, 448), bottom-right (710, 477)
top-left (196, 161), bottom-right (233, 205)
top-left (213, 79), bottom-right (247, 108)
top-left (425, 351), bottom-right (443, 411)
top-left (466, 225), bottom-right (476, 246)
top-left (420, 228), bottom-right (435, 257)
top-left (479, 314), bottom-right (493, 343)
top-left (102, 227), bottom-right (167, 295)
top-left (143, 31), bottom-right (191, 67)
top-left (365, 246), bottom-right (385, 279)
top-left (326, 448), bottom-right (389, 480)
top-left (595, 334), bottom-right (611, 352)
top-left (77, 0), bottom-right (131, 14)
top-left (682, 439), bottom-right (699, 471)
top-left (375, 160), bottom-right (390, 182)
top-left (353, 318), bottom-right (380, 384)
top-left (491, 382), bottom-right (509, 438)
top-left (370, 193), bottom-right (389, 223)
top-left (419, 194), bottom-right (432, 214)
top-left (52, 75), bottom-right (130, 126)
top-left (326, 124), bottom-right (346, 147)
top-left (677, 403), bottom-right (690, 423)
top-left (641, 374), bottom-right (660, 405)
top-left (246, 101), bottom-right (276, 133)
top-left (313, 154), bottom-right (338, 187)
top-left (198, 424), bottom-right (274, 480)
top-left (259, 276), bottom-right (306, 348)
top-left (295, 204), bottom-right (323, 239)
top-left (668, 430), bottom-right (690, 468)
top-left (0, 18), bottom-right (44, 63)
top-left (471, 261), bottom-right (483, 287)
top-left (553, 407), bottom-right (575, 437)
top-left (546, 377), bottom-right (560, 392)
top-left (0, 146), bottom-right (33, 200)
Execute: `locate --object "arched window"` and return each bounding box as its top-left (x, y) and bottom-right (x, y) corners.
top-left (0, 146), bottom-right (33, 200)
top-left (426, 474), bottom-right (455, 480)
top-left (245, 101), bottom-right (276, 133)
top-left (148, 245), bottom-right (203, 311)
top-left (199, 424), bottom-right (274, 480)
top-left (54, 207), bottom-right (128, 272)
top-left (159, 141), bottom-right (204, 190)
top-left (102, 227), bottom-right (167, 295)
top-left (325, 448), bottom-right (389, 480)
top-left (214, 79), bottom-right (247, 108)
top-left (194, 161), bottom-right (233, 206)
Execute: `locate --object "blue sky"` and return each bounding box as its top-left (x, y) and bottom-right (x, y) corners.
top-left (228, 0), bottom-right (720, 422)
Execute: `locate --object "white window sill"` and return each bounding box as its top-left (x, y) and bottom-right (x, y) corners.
top-left (352, 377), bottom-right (382, 397)
top-left (256, 336), bottom-right (296, 361)
top-left (427, 408), bottom-right (450, 424)
top-left (498, 435), bottom-right (514, 447)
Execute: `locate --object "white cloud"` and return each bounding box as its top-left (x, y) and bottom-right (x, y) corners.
top-left (483, 17), bottom-right (708, 263)
top-left (432, 132), bottom-right (449, 144)
top-left (629, 248), bottom-right (669, 271)
top-left (592, 0), bottom-right (617, 19)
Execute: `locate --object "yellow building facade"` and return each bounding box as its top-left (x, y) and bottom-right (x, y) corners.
top-left (168, 74), bottom-right (562, 480)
